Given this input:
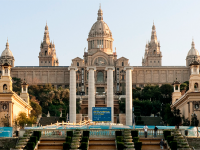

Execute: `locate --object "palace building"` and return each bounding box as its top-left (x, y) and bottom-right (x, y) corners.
top-left (1, 7), bottom-right (198, 124)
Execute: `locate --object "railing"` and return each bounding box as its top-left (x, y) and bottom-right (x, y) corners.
top-left (194, 88), bottom-right (199, 92)
top-left (25, 129), bottom-right (124, 138)
top-left (137, 129), bottom-right (164, 138)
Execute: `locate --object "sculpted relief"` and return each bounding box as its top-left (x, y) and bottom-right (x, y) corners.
top-left (94, 57), bottom-right (107, 66)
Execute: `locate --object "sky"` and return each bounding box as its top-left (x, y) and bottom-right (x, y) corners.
top-left (0, 0), bottom-right (200, 67)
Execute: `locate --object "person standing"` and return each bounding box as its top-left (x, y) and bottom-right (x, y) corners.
top-left (154, 125), bottom-right (158, 137)
top-left (160, 139), bottom-right (164, 149)
top-left (143, 124), bottom-right (148, 138)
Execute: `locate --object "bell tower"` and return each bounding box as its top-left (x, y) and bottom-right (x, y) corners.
top-left (20, 80), bottom-right (30, 104)
top-left (172, 78), bottom-right (182, 104)
top-left (142, 23), bottom-right (162, 66)
top-left (38, 23), bottom-right (59, 66)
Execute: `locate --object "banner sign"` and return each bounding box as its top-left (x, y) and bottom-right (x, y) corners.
top-left (92, 107), bottom-right (111, 122)
top-left (0, 127), bottom-right (13, 137)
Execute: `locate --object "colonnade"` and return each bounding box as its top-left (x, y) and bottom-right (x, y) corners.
top-left (68, 66), bottom-right (133, 125)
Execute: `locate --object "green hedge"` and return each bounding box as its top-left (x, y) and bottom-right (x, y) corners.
top-left (30, 136), bottom-right (38, 145)
top-left (169, 141), bottom-right (177, 150)
top-left (136, 120), bottom-right (144, 125)
top-left (115, 131), bottom-right (123, 137)
top-left (33, 131), bottom-right (41, 141)
top-left (26, 142), bottom-right (35, 150)
top-left (133, 137), bottom-right (139, 143)
top-left (117, 142), bottom-right (124, 150)
top-left (67, 131), bottom-right (73, 137)
top-left (163, 130), bottom-right (171, 140)
top-left (167, 136), bottom-right (174, 144)
top-left (66, 136), bottom-right (71, 143)
top-left (131, 130), bottom-right (139, 137)
top-left (63, 142), bottom-right (71, 150)
top-left (135, 141), bottom-right (142, 150)
top-left (81, 136), bottom-right (89, 142)
top-left (79, 142), bottom-right (88, 150)
top-left (83, 131), bottom-right (90, 137)
top-left (116, 136), bottom-right (123, 142)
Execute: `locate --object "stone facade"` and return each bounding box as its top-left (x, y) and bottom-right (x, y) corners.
top-left (0, 7), bottom-right (198, 123)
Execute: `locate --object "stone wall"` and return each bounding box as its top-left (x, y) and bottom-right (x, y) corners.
top-left (0, 137), bottom-right (18, 150)
top-left (187, 137), bottom-right (200, 149)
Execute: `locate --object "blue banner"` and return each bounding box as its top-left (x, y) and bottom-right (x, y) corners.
top-left (0, 127), bottom-right (13, 137)
top-left (92, 107), bottom-right (111, 122)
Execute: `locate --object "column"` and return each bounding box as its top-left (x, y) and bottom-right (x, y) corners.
top-left (87, 67), bottom-right (96, 121)
top-left (9, 102), bottom-right (13, 127)
top-left (105, 67), bottom-right (115, 123)
top-left (125, 66), bottom-right (134, 126)
top-left (68, 66), bottom-right (78, 123)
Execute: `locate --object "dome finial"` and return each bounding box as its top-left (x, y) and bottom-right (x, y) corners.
top-left (99, 3), bottom-right (101, 9)
top-left (97, 5), bottom-right (103, 21)
top-left (6, 38), bottom-right (9, 49)
top-left (192, 38), bottom-right (195, 48)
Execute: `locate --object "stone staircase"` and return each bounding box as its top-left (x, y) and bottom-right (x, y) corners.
top-left (14, 130), bottom-right (33, 149)
top-left (140, 138), bottom-right (167, 150)
top-left (89, 138), bottom-right (116, 150)
top-left (70, 130), bottom-right (82, 149)
top-left (39, 117), bottom-right (60, 126)
top-left (123, 130), bottom-right (135, 150)
top-left (38, 138), bottom-right (65, 150)
top-left (141, 117), bottom-right (163, 126)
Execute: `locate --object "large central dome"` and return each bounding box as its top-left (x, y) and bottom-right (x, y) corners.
top-left (88, 8), bottom-right (112, 38)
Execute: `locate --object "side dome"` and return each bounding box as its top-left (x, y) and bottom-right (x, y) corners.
top-left (1, 40), bottom-right (13, 57)
top-left (187, 40), bottom-right (199, 56)
top-left (88, 8), bottom-right (112, 38)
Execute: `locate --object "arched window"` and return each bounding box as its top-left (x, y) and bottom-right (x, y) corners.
top-left (3, 84), bottom-right (7, 92)
top-left (194, 83), bottom-right (198, 88)
top-left (153, 50), bottom-right (156, 54)
top-left (45, 51), bottom-right (47, 55)
top-left (122, 62), bottom-right (124, 66)
top-left (97, 72), bottom-right (104, 82)
top-left (77, 62), bottom-right (79, 66)
top-left (23, 85), bottom-right (26, 91)
top-left (175, 85), bottom-right (178, 90)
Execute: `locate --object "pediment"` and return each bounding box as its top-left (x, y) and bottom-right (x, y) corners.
top-left (72, 57), bottom-right (83, 61)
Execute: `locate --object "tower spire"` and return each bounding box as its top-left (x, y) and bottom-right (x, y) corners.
top-left (151, 22), bottom-right (157, 42)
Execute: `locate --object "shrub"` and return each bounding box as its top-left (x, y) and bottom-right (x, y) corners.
top-left (136, 120), bottom-right (144, 125)
top-left (116, 136), bottom-right (123, 142)
top-left (163, 130), bottom-right (171, 140)
top-left (59, 117), bottom-right (66, 122)
top-left (136, 116), bottom-right (141, 121)
top-left (169, 141), bottom-right (177, 150)
top-left (80, 142), bottom-right (88, 150)
top-left (63, 142), bottom-right (71, 150)
top-left (66, 136), bottom-right (72, 143)
top-left (135, 112), bottom-right (140, 116)
top-left (30, 136), bottom-right (38, 145)
top-left (26, 142), bottom-right (35, 150)
top-left (81, 136), bottom-right (89, 142)
top-left (83, 131), bottom-right (90, 137)
top-left (67, 131), bottom-right (73, 137)
top-left (135, 141), bottom-right (142, 150)
top-left (117, 142), bottom-right (124, 150)
top-left (167, 135), bottom-right (174, 144)
top-left (115, 131), bottom-right (122, 137)
top-left (131, 130), bottom-right (139, 137)
top-left (33, 131), bottom-right (41, 141)
top-left (133, 137), bottom-right (139, 143)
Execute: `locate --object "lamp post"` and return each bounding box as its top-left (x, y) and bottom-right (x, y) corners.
top-left (191, 112), bottom-right (197, 126)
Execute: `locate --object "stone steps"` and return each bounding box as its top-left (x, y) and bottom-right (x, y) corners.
top-left (89, 138), bottom-right (116, 150)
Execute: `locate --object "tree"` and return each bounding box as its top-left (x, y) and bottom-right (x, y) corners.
top-left (180, 81), bottom-right (189, 92)
top-left (182, 115), bottom-right (190, 126)
top-left (30, 100), bottom-right (42, 119)
top-left (152, 101), bottom-right (161, 115)
top-left (15, 112), bottom-right (35, 128)
top-left (191, 113), bottom-right (199, 126)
